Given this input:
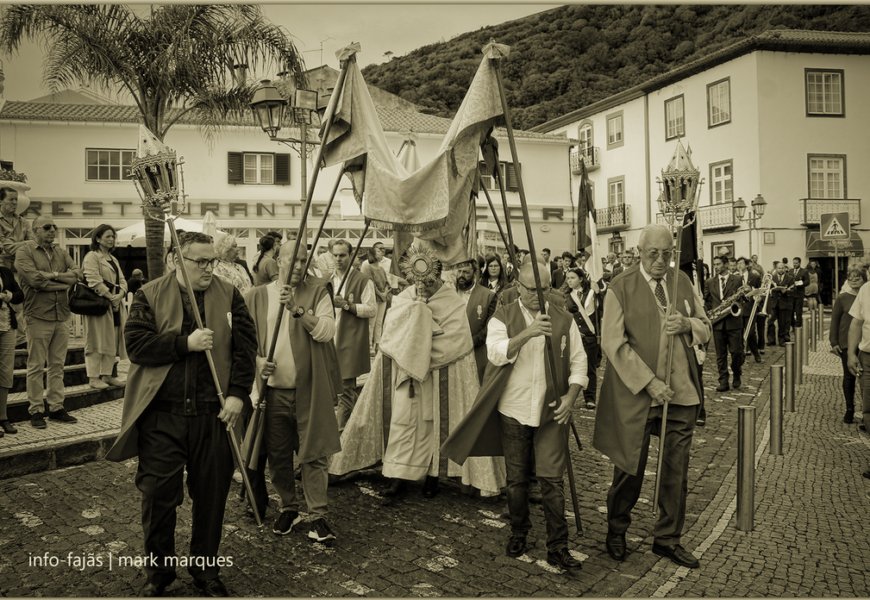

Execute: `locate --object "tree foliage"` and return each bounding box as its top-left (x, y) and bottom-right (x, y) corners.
top-left (361, 4), bottom-right (870, 130)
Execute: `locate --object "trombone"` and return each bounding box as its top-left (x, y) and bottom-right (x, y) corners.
top-left (744, 272), bottom-right (773, 342)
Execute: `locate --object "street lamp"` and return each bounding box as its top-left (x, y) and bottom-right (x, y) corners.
top-left (250, 77), bottom-right (320, 238)
top-left (733, 193), bottom-right (767, 258)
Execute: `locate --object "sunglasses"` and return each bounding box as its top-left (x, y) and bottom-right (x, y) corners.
top-left (41, 224), bottom-right (58, 232)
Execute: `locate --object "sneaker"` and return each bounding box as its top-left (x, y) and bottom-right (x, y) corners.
top-left (272, 510), bottom-right (301, 536)
top-left (89, 377), bottom-right (110, 390)
top-left (48, 408), bottom-right (78, 423)
top-left (101, 376), bottom-right (125, 387)
top-left (31, 413), bottom-right (47, 429)
top-left (308, 518), bottom-right (337, 543)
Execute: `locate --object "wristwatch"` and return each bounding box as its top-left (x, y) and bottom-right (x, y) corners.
top-left (292, 306), bottom-right (305, 319)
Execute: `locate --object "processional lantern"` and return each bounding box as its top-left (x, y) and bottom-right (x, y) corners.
top-left (656, 139), bottom-right (703, 229)
top-left (129, 126), bottom-right (186, 216)
top-left (250, 76), bottom-right (319, 139)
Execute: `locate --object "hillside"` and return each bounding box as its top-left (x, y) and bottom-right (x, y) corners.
top-left (360, 4), bottom-right (870, 130)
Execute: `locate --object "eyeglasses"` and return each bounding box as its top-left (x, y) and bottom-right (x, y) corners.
top-left (183, 257), bottom-right (219, 270)
top-left (642, 249), bottom-right (674, 263)
top-left (41, 224), bottom-right (58, 232)
top-left (517, 280), bottom-right (550, 294)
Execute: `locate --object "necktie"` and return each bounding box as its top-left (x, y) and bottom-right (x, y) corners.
top-left (721, 276), bottom-right (726, 296)
top-left (654, 279), bottom-right (667, 309)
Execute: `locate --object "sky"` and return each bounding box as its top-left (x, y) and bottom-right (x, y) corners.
top-left (0, 2), bottom-right (561, 102)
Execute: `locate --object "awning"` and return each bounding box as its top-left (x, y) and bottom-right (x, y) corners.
top-left (806, 230), bottom-right (865, 258)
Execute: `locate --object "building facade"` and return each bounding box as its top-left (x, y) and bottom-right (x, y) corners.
top-left (534, 30), bottom-right (870, 303)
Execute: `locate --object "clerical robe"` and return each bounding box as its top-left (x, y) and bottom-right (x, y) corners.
top-left (328, 283), bottom-right (505, 495)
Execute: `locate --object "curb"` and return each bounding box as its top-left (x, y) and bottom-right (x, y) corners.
top-left (0, 431), bottom-right (118, 480)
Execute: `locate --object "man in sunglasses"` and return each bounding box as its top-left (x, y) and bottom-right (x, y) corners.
top-left (107, 231), bottom-right (257, 597)
top-left (14, 216), bottom-right (83, 429)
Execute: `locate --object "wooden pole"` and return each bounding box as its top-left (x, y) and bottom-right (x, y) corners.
top-left (303, 167), bottom-right (345, 276)
top-left (477, 167), bottom-right (511, 254)
top-left (338, 221), bottom-right (371, 296)
top-left (487, 144), bottom-right (518, 271)
top-left (491, 55), bottom-right (581, 535)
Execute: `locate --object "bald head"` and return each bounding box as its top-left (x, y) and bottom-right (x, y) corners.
top-left (518, 260), bottom-right (551, 287)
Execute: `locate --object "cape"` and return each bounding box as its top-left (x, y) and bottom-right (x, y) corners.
top-left (335, 268), bottom-right (371, 379)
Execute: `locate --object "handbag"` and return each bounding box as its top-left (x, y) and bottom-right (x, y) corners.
top-left (69, 282), bottom-right (110, 316)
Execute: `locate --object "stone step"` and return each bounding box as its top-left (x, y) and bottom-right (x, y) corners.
top-left (14, 346), bottom-right (85, 370)
top-left (10, 364), bottom-right (90, 393)
top-left (5, 383), bottom-right (125, 423)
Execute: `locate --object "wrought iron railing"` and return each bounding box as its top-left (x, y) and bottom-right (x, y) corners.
top-left (595, 204), bottom-right (630, 232)
top-left (570, 147), bottom-right (600, 173)
top-left (799, 198), bottom-right (860, 226)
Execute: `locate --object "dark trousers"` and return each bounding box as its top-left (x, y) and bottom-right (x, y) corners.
top-left (713, 327), bottom-right (744, 385)
top-left (607, 403), bottom-right (698, 546)
top-left (858, 352), bottom-right (870, 431)
top-left (136, 409), bottom-right (234, 586)
top-left (755, 314), bottom-right (767, 351)
top-left (839, 350), bottom-right (857, 412)
top-left (742, 315), bottom-right (759, 358)
top-left (239, 411), bottom-right (269, 518)
top-left (793, 295), bottom-right (804, 328)
top-left (768, 308), bottom-right (792, 345)
top-left (580, 335), bottom-right (600, 404)
top-left (500, 414), bottom-right (568, 553)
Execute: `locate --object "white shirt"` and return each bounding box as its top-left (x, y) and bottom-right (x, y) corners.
top-left (849, 283), bottom-right (870, 353)
top-left (332, 270), bottom-right (377, 334)
top-left (487, 298), bottom-right (588, 427)
top-left (264, 281), bottom-right (335, 389)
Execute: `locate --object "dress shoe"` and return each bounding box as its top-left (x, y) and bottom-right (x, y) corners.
top-left (506, 534), bottom-right (527, 557)
top-left (137, 578), bottom-right (175, 597)
top-left (48, 408), bottom-right (78, 423)
top-left (0, 420), bottom-right (17, 434)
top-left (421, 475), bottom-right (439, 498)
top-left (732, 379), bottom-right (742, 389)
top-left (652, 543), bottom-right (700, 568)
top-left (383, 478), bottom-right (408, 498)
top-left (844, 411), bottom-right (855, 424)
top-left (547, 547), bottom-right (582, 571)
top-left (193, 577), bottom-right (229, 597)
top-left (715, 384), bottom-right (729, 392)
top-left (605, 530), bottom-right (626, 561)
top-left (754, 354), bottom-right (762, 363)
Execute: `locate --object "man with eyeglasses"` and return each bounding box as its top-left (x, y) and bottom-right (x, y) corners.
top-left (594, 224), bottom-right (711, 569)
top-left (15, 216), bottom-right (84, 428)
top-left (442, 260), bottom-right (588, 574)
top-left (107, 231), bottom-right (257, 598)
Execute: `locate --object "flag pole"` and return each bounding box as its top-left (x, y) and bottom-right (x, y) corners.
top-left (482, 135), bottom-right (518, 271)
top-left (338, 221), bottom-right (371, 296)
top-left (477, 167), bottom-right (512, 255)
top-left (303, 167), bottom-right (345, 276)
top-left (488, 41), bottom-right (582, 536)
top-left (243, 54), bottom-right (353, 471)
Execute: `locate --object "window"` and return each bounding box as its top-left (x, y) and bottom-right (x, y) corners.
top-left (478, 161), bottom-right (506, 190)
top-left (227, 152), bottom-right (290, 185)
top-left (86, 149), bottom-right (136, 181)
top-left (606, 111), bottom-right (624, 149)
top-left (477, 161), bottom-right (520, 191)
top-left (808, 154), bottom-right (846, 199)
top-left (709, 160), bottom-right (733, 205)
top-left (707, 78), bottom-right (731, 127)
top-left (578, 121), bottom-right (593, 153)
top-left (607, 176), bottom-right (624, 207)
top-left (665, 95), bottom-right (685, 140)
top-left (0, 160), bottom-right (12, 171)
top-left (805, 69), bottom-right (844, 116)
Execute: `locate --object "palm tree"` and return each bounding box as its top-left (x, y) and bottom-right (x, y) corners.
top-left (0, 4), bottom-right (306, 278)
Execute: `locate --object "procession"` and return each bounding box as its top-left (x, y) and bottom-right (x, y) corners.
top-left (2, 4), bottom-right (870, 598)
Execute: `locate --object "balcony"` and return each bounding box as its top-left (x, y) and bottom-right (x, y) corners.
top-left (570, 147), bottom-right (600, 173)
top-left (596, 204), bottom-right (630, 233)
top-left (656, 202), bottom-right (738, 232)
top-left (799, 198), bottom-right (861, 226)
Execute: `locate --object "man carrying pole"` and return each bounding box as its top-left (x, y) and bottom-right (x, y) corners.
top-left (593, 224), bottom-right (710, 569)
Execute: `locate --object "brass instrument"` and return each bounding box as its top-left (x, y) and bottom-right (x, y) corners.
top-left (745, 272), bottom-right (774, 342)
top-left (708, 284), bottom-right (751, 323)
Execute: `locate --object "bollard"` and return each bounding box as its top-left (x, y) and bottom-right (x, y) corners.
top-left (818, 304), bottom-right (824, 345)
top-left (769, 365), bottom-right (783, 455)
top-left (808, 313), bottom-right (816, 353)
top-left (795, 329), bottom-right (804, 384)
top-left (736, 405), bottom-right (756, 532)
top-left (784, 342), bottom-right (795, 412)
top-left (801, 324), bottom-right (809, 368)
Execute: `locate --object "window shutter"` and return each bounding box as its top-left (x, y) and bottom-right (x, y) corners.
top-left (227, 152), bottom-right (243, 184)
top-left (275, 153), bottom-right (291, 185)
top-left (506, 162), bottom-right (521, 191)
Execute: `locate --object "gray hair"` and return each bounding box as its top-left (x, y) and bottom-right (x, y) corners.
top-left (638, 224), bottom-right (673, 249)
top-left (214, 234), bottom-right (237, 259)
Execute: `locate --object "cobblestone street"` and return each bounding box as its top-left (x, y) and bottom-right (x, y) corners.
top-left (2, 333), bottom-right (870, 597)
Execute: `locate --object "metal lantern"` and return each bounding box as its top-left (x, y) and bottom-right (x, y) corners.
top-left (656, 139), bottom-right (703, 228)
top-left (250, 79), bottom-right (286, 138)
top-left (129, 126), bottom-right (185, 215)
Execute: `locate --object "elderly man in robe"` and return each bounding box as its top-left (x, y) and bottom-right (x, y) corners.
top-left (594, 224), bottom-right (711, 569)
top-left (329, 247), bottom-right (504, 501)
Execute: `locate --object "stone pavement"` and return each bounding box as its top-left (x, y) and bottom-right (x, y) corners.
top-left (1, 321), bottom-right (870, 596)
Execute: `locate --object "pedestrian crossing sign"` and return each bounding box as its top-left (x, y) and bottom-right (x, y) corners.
top-left (820, 212), bottom-right (850, 240)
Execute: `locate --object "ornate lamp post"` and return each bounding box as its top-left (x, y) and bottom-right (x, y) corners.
top-left (733, 193), bottom-right (767, 259)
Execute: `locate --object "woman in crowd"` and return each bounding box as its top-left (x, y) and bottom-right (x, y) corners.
top-left (83, 224), bottom-right (127, 389)
top-left (213, 235), bottom-right (252, 296)
top-left (830, 263), bottom-right (866, 424)
top-left (562, 267), bottom-right (601, 409)
top-left (479, 253), bottom-right (508, 301)
top-left (806, 261), bottom-right (822, 311)
top-left (252, 235), bottom-right (279, 286)
top-left (361, 247), bottom-right (389, 354)
top-left (0, 263), bottom-right (23, 437)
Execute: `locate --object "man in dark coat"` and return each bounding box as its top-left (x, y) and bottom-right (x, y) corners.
top-left (107, 232), bottom-right (257, 597)
top-left (766, 262), bottom-right (795, 346)
top-left (593, 224), bottom-right (711, 569)
top-left (736, 256), bottom-right (762, 363)
top-left (791, 256), bottom-right (809, 330)
top-left (705, 254), bottom-right (746, 392)
top-left (453, 259), bottom-right (496, 383)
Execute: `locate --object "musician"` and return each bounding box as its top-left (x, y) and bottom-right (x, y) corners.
top-left (766, 262), bottom-right (795, 347)
top-left (705, 255), bottom-right (745, 392)
top-left (594, 224), bottom-right (710, 568)
top-left (791, 257), bottom-right (809, 330)
top-left (736, 257), bottom-right (762, 363)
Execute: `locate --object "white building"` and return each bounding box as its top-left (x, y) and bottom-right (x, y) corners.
top-left (0, 74), bottom-right (572, 276)
top-left (534, 30), bottom-right (870, 303)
